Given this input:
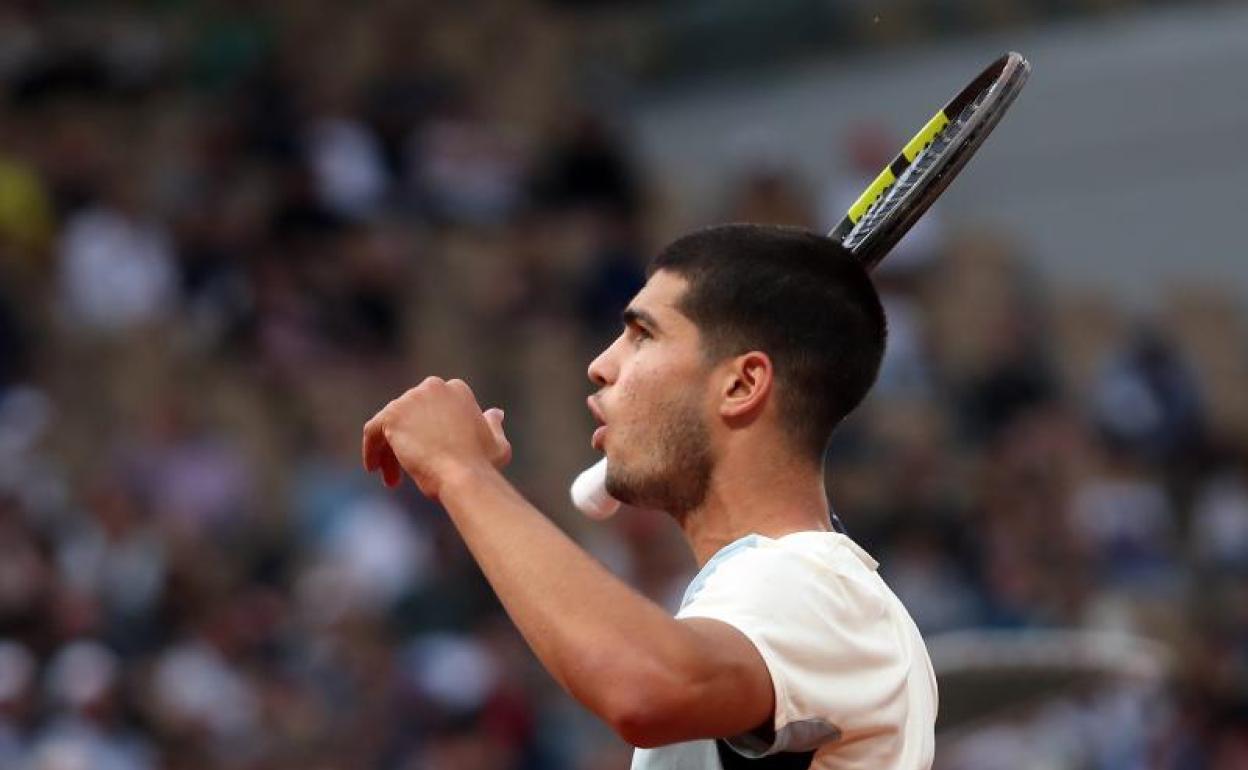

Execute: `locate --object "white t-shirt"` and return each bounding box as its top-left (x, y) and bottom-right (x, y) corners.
top-left (631, 531), bottom-right (937, 770)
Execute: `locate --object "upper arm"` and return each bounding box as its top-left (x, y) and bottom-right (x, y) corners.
top-left (680, 617), bottom-right (777, 738)
top-left (613, 617), bottom-right (775, 748)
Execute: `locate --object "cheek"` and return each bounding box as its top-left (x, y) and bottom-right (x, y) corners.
top-left (617, 363), bottom-right (696, 437)
top-left (613, 361), bottom-right (664, 431)
top-left (613, 377), bottom-right (650, 429)
top-left (610, 344), bottom-right (706, 432)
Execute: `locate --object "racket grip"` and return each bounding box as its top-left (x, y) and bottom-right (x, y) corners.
top-left (570, 457), bottom-right (621, 520)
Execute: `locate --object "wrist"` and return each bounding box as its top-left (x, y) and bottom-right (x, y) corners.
top-left (437, 461), bottom-right (500, 501)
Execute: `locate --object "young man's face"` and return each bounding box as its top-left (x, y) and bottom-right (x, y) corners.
top-left (586, 270), bottom-right (717, 516)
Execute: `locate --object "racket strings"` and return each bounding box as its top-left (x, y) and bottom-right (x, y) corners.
top-left (843, 84), bottom-right (998, 252)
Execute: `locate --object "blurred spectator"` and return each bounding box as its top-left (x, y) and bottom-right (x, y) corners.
top-left (872, 293), bottom-right (937, 401)
top-left (0, 286), bottom-right (30, 392)
top-left (884, 523), bottom-right (985, 634)
top-left (530, 110), bottom-right (641, 218)
top-left (308, 493), bottom-right (433, 619)
top-left (1068, 457), bottom-right (1179, 591)
top-left (408, 95), bottom-right (526, 226)
top-left (117, 392), bottom-right (252, 540)
top-left (148, 635), bottom-right (260, 753)
top-left (0, 495), bottom-right (54, 642)
top-left (0, 128), bottom-right (55, 270)
top-left (304, 102), bottom-right (391, 222)
top-left (1190, 460), bottom-right (1248, 573)
top-left (55, 478), bottom-right (165, 652)
top-left (56, 170), bottom-right (177, 335)
top-left (33, 640), bottom-right (154, 770)
top-left (0, 641), bottom-right (36, 767)
top-left (184, 3), bottom-right (273, 93)
top-left (574, 212), bottom-right (646, 344)
top-left (927, 233), bottom-right (1059, 443)
top-left (722, 164), bottom-right (814, 228)
top-left (1091, 326), bottom-right (1207, 466)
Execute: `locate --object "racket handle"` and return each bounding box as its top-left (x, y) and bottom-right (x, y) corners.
top-left (570, 457), bottom-right (621, 520)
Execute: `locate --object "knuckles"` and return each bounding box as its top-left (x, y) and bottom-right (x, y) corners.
top-left (376, 375), bottom-right (480, 426)
top-left (363, 374), bottom-right (508, 480)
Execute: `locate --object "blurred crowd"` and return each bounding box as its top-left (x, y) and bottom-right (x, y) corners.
top-left (0, 2), bottom-right (1245, 769)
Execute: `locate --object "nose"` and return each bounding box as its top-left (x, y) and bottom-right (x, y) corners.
top-left (587, 339), bottom-right (618, 387)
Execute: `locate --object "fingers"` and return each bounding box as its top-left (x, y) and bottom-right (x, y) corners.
top-left (363, 412), bottom-right (403, 488)
top-left (484, 407), bottom-right (505, 433)
top-left (362, 379), bottom-right (507, 492)
top-left (381, 444), bottom-right (402, 488)
top-left (362, 415), bottom-right (384, 472)
top-left (483, 407), bottom-right (512, 468)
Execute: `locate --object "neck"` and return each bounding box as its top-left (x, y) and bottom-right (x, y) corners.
top-left (679, 449), bottom-right (832, 567)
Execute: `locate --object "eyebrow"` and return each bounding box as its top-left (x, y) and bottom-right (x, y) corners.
top-left (622, 307), bottom-right (661, 333)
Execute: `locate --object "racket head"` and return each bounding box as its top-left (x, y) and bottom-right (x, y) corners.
top-left (828, 52), bottom-right (1030, 270)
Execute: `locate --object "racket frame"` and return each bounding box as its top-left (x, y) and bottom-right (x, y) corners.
top-left (828, 52), bottom-right (1030, 270)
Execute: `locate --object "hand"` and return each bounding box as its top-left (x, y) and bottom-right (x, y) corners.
top-left (362, 377), bottom-right (511, 499)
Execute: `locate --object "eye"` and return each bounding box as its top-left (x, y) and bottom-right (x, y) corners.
top-left (629, 324), bottom-right (652, 345)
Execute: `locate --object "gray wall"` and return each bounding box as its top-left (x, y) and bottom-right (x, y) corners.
top-left (631, 4), bottom-right (1248, 310)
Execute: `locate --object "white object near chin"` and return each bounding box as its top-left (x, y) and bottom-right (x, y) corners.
top-left (570, 457), bottom-right (621, 520)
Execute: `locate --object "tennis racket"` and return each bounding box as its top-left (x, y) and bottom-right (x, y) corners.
top-left (572, 52), bottom-right (1031, 520)
top-left (831, 51), bottom-right (1030, 268)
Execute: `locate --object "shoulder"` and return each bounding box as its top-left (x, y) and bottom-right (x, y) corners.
top-left (679, 532), bottom-right (891, 628)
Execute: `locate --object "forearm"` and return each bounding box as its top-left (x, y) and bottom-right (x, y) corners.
top-left (437, 465), bottom-right (695, 721)
top-left (361, 377), bottom-right (774, 746)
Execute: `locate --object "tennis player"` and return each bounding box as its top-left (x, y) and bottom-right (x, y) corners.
top-left (362, 223), bottom-right (937, 769)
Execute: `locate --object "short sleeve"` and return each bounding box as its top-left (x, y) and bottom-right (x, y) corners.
top-left (675, 539), bottom-right (913, 758)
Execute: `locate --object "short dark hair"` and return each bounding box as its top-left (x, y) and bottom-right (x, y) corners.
top-left (650, 223), bottom-right (887, 461)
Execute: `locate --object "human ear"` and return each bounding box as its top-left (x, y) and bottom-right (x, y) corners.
top-left (719, 351), bottom-right (772, 419)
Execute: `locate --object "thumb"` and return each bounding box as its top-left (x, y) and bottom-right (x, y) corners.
top-left (483, 408), bottom-right (512, 467)
top-left (484, 407), bottom-right (505, 432)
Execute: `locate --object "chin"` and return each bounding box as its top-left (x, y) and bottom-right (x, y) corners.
top-left (603, 462), bottom-right (635, 506)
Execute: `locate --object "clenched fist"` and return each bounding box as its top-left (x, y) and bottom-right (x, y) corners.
top-left (362, 377), bottom-right (511, 500)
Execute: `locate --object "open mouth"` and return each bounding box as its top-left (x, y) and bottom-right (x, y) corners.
top-left (587, 396), bottom-right (607, 451)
